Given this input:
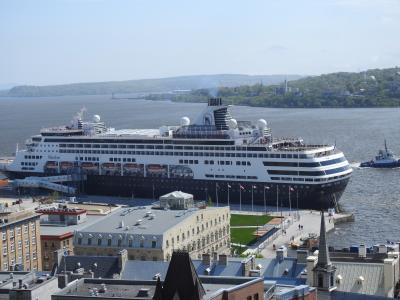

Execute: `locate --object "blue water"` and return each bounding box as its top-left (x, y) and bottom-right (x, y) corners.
top-left (0, 95), bottom-right (399, 248)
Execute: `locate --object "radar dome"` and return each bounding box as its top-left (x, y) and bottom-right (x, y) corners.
top-left (180, 116), bottom-right (190, 126)
top-left (93, 115), bottom-right (101, 123)
top-left (257, 119), bottom-right (267, 129)
top-left (228, 118), bottom-right (238, 129)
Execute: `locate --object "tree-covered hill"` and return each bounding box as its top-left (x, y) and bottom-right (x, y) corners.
top-left (1, 74), bottom-right (301, 97)
top-left (146, 67), bottom-right (400, 108)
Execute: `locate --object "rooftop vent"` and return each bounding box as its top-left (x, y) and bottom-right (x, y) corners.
top-left (99, 283), bottom-right (107, 293)
top-left (137, 288), bottom-right (150, 297)
top-left (135, 219), bottom-right (142, 225)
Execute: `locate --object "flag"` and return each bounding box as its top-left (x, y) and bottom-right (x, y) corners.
top-left (227, 184), bottom-right (231, 188)
top-left (239, 184), bottom-right (245, 190)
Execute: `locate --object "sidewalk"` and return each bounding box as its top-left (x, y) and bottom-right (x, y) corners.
top-left (238, 210), bottom-right (336, 258)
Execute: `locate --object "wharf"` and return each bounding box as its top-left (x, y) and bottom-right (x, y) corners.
top-left (240, 210), bottom-right (354, 258)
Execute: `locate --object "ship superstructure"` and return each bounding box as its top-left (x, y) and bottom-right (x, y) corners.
top-left (1, 98), bottom-right (352, 209)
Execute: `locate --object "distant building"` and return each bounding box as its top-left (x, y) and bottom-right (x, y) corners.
top-left (0, 271), bottom-right (59, 300)
top-left (159, 191), bottom-right (194, 210)
top-left (307, 212), bottom-right (400, 298)
top-left (73, 199), bottom-right (231, 261)
top-left (38, 202), bottom-right (120, 271)
top-left (0, 200), bottom-right (41, 272)
top-left (53, 251), bottom-right (264, 300)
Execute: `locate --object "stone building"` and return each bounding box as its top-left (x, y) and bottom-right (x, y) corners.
top-left (0, 202), bottom-right (41, 272)
top-left (73, 202), bottom-right (230, 261)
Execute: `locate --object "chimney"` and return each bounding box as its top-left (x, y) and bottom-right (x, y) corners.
top-left (276, 246), bottom-right (287, 262)
top-left (379, 244), bottom-right (387, 254)
top-left (202, 253), bottom-right (211, 266)
top-left (241, 256), bottom-right (255, 276)
top-left (358, 244), bottom-right (367, 258)
top-left (296, 250), bottom-right (309, 264)
top-left (118, 249), bottom-right (128, 273)
top-left (219, 254), bottom-right (228, 266)
top-left (306, 256), bottom-right (318, 286)
top-left (384, 258), bottom-right (395, 297)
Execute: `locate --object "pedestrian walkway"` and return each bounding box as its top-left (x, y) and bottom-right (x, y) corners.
top-left (260, 210), bottom-right (335, 258)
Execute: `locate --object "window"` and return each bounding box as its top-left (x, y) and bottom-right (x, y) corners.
top-left (88, 238), bottom-right (92, 245)
top-left (2, 232), bottom-right (6, 241)
top-left (152, 241), bottom-right (157, 248)
top-left (128, 239), bottom-right (133, 247)
top-left (16, 227), bottom-right (21, 236)
top-left (31, 223), bottom-right (36, 231)
top-left (140, 240), bottom-right (144, 248)
top-left (97, 239), bottom-right (102, 246)
top-left (2, 246), bottom-right (7, 255)
top-left (108, 239), bottom-right (112, 246)
top-left (78, 238), bottom-right (82, 245)
top-left (118, 239), bottom-right (122, 247)
top-left (3, 262), bottom-right (8, 271)
top-left (32, 237), bottom-right (36, 245)
top-left (18, 241), bottom-right (22, 250)
top-left (33, 252), bottom-right (37, 260)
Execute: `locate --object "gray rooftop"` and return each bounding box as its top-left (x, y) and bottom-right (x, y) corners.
top-left (40, 214), bottom-right (108, 236)
top-left (334, 261), bottom-right (385, 296)
top-left (121, 257), bottom-right (306, 281)
top-left (55, 279), bottom-right (157, 299)
top-left (79, 206), bottom-right (223, 235)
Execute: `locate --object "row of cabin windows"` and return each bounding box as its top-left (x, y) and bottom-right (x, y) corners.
top-left (78, 157), bottom-right (99, 161)
top-left (205, 174), bottom-right (257, 180)
top-left (21, 162), bottom-right (38, 166)
top-left (59, 148), bottom-right (327, 160)
top-left (179, 159), bottom-right (199, 164)
top-left (58, 143), bottom-right (332, 158)
top-left (24, 155), bottom-right (42, 159)
top-left (109, 157), bottom-right (136, 162)
top-left (270, 172), bottom-right (350, 182)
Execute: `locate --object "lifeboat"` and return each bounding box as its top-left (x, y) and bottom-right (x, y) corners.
top-left (60, 161), bottom-right (74, 170)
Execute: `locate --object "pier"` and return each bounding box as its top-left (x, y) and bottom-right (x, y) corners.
top-left (235, 209), bottom-right (354, 258)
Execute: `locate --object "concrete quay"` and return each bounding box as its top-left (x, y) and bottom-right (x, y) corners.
top-left (241, 210), bottom-right (354, 258)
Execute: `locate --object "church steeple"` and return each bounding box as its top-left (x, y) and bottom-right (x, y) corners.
top-left (317, 210), bottom-right (331, 267)
top-left (313, 211), bottom-right (337, 291)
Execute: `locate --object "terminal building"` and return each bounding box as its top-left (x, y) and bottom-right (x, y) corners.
top-left (73, 192), bottom-right (231, 261)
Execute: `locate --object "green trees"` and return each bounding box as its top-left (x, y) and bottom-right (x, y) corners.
top-left (155, 67), bottom-right (400, 108)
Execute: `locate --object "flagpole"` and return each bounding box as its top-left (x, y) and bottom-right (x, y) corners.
top-left (263, 186), bottom-right (266, 215)
top-left (239, 185), bottom-right (242, 212)
top-left (216, 183), bottom-right (219, 207)
top-left (227, 184), bottom-right (230, 207)
top-left (251, 185), bottom-right (254, 212)
top-left (276, 185), bottom-right (279, 213)
top-left (289, 186), bottom-right (292, 216)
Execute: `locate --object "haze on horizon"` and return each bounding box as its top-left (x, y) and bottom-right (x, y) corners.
top-left (0, 0), bottom-right (399, 87)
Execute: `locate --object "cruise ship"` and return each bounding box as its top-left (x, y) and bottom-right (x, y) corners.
top-left (0, 98), bottom-right (352, 209)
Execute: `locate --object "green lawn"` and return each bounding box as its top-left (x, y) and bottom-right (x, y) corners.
top-left (230, 214), bottom-right (273, 227)
top-left (231, 228), bottom-right (258, 246)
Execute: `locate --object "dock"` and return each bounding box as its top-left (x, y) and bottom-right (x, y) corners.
top-left (240, 210), bottom-right (354, 258)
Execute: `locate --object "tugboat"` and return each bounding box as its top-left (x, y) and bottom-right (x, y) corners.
top-left (360, 140), bottom-right (400, 168)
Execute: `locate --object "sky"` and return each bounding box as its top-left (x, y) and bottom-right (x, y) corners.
top-left (0, 0), bottom-right (399, 86)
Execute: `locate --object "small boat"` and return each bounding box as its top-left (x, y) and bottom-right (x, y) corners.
top-left (360, 140), bottom-right (400, 168)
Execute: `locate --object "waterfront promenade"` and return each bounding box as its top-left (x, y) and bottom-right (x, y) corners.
top-left (235, 209), bottom-right (353, 258)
